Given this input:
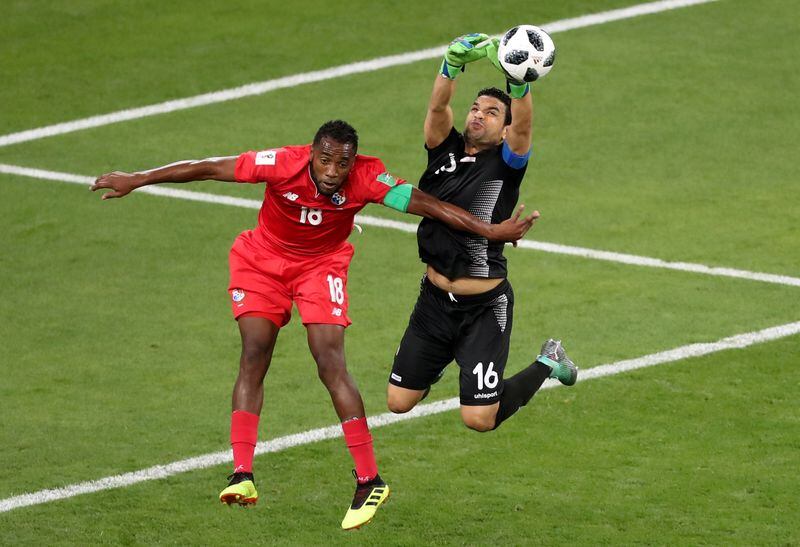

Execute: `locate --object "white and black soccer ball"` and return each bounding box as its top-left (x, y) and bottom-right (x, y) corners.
top-left (497, 25), bottom-right (556, 82)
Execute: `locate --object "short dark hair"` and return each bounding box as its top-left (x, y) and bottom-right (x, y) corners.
top-left (476, 87), bottom-right (512, 125)
top-left (313, 120), bottom-right (358, 150)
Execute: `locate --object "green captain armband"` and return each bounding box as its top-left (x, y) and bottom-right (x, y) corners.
top-left (383, 183), bottom-right (413, 213)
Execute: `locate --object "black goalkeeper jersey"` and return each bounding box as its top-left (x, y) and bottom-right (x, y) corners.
top-left (417, 127), bottom-right (528, 279)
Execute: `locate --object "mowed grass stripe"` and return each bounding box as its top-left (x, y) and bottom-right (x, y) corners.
top-left (0, 0), bottom-right (718, 149)
top-left (1, 318), bottom-right (798, 514)
top-left (2, 161), bottom-right (798, 288)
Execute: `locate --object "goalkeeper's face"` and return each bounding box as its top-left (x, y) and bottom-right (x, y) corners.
top-left (464, 96), bottom-right (508, 147)
top-left (309, 137), bottom-right (357, 196)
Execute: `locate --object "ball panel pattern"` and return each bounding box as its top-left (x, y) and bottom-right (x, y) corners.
top-left (526, 29), bottom-right (544, 51)
top-left (503, 49), bottom-right (529, 65)
top-left (502, 26), bottom-right (519, 46)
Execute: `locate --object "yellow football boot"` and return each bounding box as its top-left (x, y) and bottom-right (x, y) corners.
top-left (341, 473), bottom-right (390, 530)
top-left (219, 472), bottom-right (258, 506)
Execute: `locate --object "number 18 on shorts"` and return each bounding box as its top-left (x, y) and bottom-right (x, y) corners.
top-left (228, 231), bottom-right (354, 327)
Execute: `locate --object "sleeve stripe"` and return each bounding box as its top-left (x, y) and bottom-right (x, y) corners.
top-left (502, 141), bottom-right (531, 169)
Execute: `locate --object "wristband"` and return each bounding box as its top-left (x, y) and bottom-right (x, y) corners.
top-left (440, 59), bottom-right (463, 80)
top-left (506, 80), bottom-right (530, 99)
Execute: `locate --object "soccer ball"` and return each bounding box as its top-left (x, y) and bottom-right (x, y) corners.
top-left (497, 25), bottom-right (556, 82)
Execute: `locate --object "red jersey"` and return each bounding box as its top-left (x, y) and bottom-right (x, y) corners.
top-left (235, 145), bottom-right (405, 256)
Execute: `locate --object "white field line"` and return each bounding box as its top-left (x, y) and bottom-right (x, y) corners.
top-left (2, 162), bottom-right (798, 288)
top-left (0, 0), bottom-right (718, 149)
top-left (1, 318), bottom-right (798, 514)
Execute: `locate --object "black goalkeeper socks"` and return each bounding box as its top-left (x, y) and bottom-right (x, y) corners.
top-left (492, 361), bottom-right (552, 429)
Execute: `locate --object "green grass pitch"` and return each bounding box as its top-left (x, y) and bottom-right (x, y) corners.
top-left (1, 0), bottom-right (798, 544)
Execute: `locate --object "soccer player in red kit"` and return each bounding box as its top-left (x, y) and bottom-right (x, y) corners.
top-left (91, 120), bottom-right (537, 529)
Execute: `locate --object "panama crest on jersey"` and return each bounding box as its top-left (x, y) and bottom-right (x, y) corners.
top-left (331, 191), bottom-right (346, 206)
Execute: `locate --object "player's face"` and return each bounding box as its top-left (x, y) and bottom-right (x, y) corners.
top-left (464, 96), bottom-right (508, 147)
top-left (309, 137), bottom-right (356, 196)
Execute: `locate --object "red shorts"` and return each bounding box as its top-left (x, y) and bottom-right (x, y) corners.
top-left (228, 230), bottom-right (354, 328)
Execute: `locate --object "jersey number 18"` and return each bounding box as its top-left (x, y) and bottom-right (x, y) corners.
top-left (299, 207), bottom-right (323, 225)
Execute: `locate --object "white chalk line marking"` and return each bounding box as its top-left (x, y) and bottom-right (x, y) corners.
top-left (2, 319), bottom-right (798, 514)
top-left (0, 0), bottom-right (718, 149)
top-left (1, 162), bottom-right (797, 288)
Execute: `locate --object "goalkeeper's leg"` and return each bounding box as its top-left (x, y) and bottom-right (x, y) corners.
top-left (492, 339), bottom-right (579, 429)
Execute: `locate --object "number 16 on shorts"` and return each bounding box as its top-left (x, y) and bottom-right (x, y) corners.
top-left (473, 361), bottom-right (499, 390)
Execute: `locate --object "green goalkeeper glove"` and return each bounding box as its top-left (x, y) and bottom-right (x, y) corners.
top-left (486, 38), bottom-right (530, 99)
top-left (440, 33), bottom-right (491, 79)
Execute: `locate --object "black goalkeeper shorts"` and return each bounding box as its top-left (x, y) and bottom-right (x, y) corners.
top-left (389, 276), bottom-right (514, 406)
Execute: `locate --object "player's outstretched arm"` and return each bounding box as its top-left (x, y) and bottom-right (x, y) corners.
top-left (91, 156), bottom-right (238, 200)
top-left (425, 71), bottom-right (456, 149)
top-left (426, 33), bottom-right (492, 148)
top-left (486, 39), bottom-right (533, 155)
top-left (505, 87), bottom-right (533, 155)
top-left (404, 186), bottom-right (538, 244)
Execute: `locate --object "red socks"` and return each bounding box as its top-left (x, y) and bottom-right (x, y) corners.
top-left (230, 410), bottom-right (259, 473)
top-left (341, 417), bottom-right (378, 483)
top-left (231, 412), bottom-right (376, 481)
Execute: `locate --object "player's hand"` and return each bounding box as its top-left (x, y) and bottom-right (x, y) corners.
top-left (440, 33), bottom-right (491, 79)
top-left (90, 171), bottom-right (144, 200)
top-left (486, 38), bottom-right (530, 98)
top-left (485, 38), bottom-right (505, 74)
top-left (488, 204), bottom-right (539, 246)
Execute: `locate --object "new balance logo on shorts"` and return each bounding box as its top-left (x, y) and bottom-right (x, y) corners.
top-left (332, 307), bottom-right (342, 316)
top-left (391, 373), bottom-right (402, 382)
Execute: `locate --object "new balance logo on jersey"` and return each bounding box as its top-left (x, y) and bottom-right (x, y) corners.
top-left (255, 149), bottom-right (277, 165)
top-left (434, 153), bottom-right (457, 175)
top-left (282, 192), bottom-right (299, 201)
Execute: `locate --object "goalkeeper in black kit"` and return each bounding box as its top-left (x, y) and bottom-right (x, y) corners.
top-left (386, 33), bottom-right (578, 431)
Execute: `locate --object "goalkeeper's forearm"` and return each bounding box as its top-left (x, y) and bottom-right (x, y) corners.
top-left (429, 73), bottom-right (457, 112)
